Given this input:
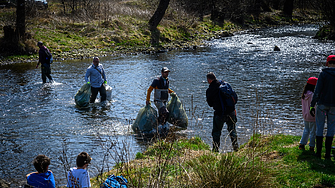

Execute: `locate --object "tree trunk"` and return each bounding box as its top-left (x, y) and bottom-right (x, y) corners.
top-left (149, 0), bottom-right (170, 45)
top-left (283, 0), bottom-right (294, 18)
top-left (16, 0), bottom-right (25, 40)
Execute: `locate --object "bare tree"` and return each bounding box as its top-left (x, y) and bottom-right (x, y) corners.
top-left (283, 0), bottom-right (294, 18)
top-left (149, 0), bottom-right (170, 46)
top-left (16, 0), bottom-right (26, 40)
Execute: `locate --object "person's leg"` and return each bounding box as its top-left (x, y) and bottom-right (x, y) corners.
top-left (325, 106), bottom-right (335, 159)
top-left (309, 121), bottom-right (316, 150)
top-left (99, 85), bottom-right (107, 102)
top-left (299, 121), bottom-right (310, 149)
top-left (45, 66), bottom-right (53, 81)
top-left (90, 87), bottom-right (99, 103)
top-left (315, 105), bottom-right (326, 158)
top-left (226, 114), bottom-right (238, 151)
top-left (41, 67), bottom-right (47, 83)
top-left (212, 114), bottom-right (224, 152)
top-left (154, 101), bottom-right (166, 125)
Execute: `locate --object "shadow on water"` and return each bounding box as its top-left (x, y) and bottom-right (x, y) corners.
top-left (1, 24), bottom-right (335, 186)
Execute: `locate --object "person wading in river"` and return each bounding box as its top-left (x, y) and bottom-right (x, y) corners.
top-left (85, 57), bottom-right (107, 104)
top-left (36, 41), bottom-right (53, 83)
top-left (146, 67), bottom-right (175, 129)
top-left (206, 72), bottom-right (239, 152)
top-left (310, 55), bottom-right (335, 159)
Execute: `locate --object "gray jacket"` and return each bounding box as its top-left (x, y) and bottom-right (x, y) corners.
top-left (85, 64), bottom-right (106, 88)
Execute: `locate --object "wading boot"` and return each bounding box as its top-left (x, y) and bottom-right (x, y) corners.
top-left (325, 136), bottom-right (333, 160)
top-left (315, 136), bottom-right (323, 159)
top-left (212, 141), bottom-right (220, 153)
top-left (298, 144), bottom-right (305, 150)
top-left (309, 147), bottom-right (314, 152)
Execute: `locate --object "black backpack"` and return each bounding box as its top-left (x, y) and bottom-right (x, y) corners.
top-left (218, 80), bottom-right (238, 114)
top-left (44, 49), bottom-right (53, 64)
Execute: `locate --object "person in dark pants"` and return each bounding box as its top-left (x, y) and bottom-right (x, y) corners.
top-left (146, 67), bottom-right (175, 127)
top-left (85, 57), bottom-right (107, 103)
top-left (310, 55), bottom-right (335, 159)
top-left (206, 72), bottom-right (239, 152)
top-left (36, 41), bottom-right (53, 83)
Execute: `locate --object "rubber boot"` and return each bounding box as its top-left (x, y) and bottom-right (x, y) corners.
top-left (212, 141), bottom-right (220, 152)
top-left (315, 136), bottom-right (323, 159)
top-left (325, 136), bottom-right (333, 160)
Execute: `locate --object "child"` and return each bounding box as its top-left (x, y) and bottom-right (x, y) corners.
top-left (26, 154), bottom-right (56, 188)
top-left (299, 77), bottom-right (318, 151)
top-left (67, 152), bottom-right (92, 188)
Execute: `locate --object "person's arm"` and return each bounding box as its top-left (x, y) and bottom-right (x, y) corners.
top-left (168, 88), bottom-right (174, 93)
top-left (310, 73), bottom-right (324, 107)
top-left (146, 86), bottom-right (154, 105)
top-left (101, 65), bottom-right (107, 82)
top-left (85, 69), bottom-right (90, 83)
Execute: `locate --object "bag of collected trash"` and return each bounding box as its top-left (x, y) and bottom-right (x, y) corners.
top-left (102, 174), bottom-right (128, 188)
top-left (74, 83), bottom-right (91, 107)
top-left (132, 103), bottom-right (158, 133)
top-left (167, 93), bottom-right (188, 129)
top-left (105, 84), bottom-right (112, 101)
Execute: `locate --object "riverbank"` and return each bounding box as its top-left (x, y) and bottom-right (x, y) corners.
top-left (0, 1), bottom-right (324, 65)
top-left (89, 134), bottom-right (335, 187)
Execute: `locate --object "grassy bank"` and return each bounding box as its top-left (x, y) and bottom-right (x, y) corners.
top-left (87, 134), bottom-right (335, 187)
top-left (0, 0), bottom-right (323, 64)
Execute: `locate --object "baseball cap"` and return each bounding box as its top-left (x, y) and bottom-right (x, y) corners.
top-left (326, 55), bottom-right (335, 64)
top-left (37, 41), bottom-right (43, 46)
top-left (161, 67), bottom-right (170, 72)
top-left (307, 77), bottom-right (318, 86)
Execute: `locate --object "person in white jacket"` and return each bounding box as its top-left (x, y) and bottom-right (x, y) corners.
top-left (299, 77), bottom-right (318, 152)
top-left (67, 152), bottom-right (92, 188)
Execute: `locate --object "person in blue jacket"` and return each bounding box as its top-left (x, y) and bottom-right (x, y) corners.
top-left (26, 154), bottom-right (56, 188)
top-left (85, 57), bottom-right (107, 103)
top-left (310, 55), bottom-right (335, 159)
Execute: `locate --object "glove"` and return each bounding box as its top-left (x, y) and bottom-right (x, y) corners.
top-left (87, 82), bottom-right (90, 84)
top-left (170, 92), bottom-right (176, 97)
top-left (310, 107), bottom-right (315, 117)
top-left (104, 81), bottom-right (107, 84)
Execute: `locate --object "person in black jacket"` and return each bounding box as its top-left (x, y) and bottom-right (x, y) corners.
top-left (36, 41), bottom-right (53, 83)
top-left (310, 55), bottom-right (335, 159)
top-left (206, 72), bottom-right (238, 152)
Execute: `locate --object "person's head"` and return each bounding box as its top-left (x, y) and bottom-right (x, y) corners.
top-left (93, 57), bottom-right (99, 67)
top-left (161, 67), bottom-right (170, 78)
top-left (37, 41), bottom-right (43, 48)
top-left (33, 154), bottom-right (50, 173)
top-left (301, 77), bottom-right (318, 99)
top-left (206, 72), bottom-right (216, 84)
top-left (76, 152), bottom-right (91, 168)
top-left (326, 55), bottom-right (335, 67)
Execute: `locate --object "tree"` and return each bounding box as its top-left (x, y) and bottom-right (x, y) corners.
top-left (16, 0), bottom-right (26, 40)
top-left (283, 0), bottom-right (294, 18)
top-left (148, 0), bottom-right (170, 46)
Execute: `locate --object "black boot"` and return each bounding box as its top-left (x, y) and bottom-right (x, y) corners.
top-left (212, 141), bottom-right (220, 152)
top-left (325, 136), bottom-right (333, 160)
top-left (315, 136), bottom-right (323, 159)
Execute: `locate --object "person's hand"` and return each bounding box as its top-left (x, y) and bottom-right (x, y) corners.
top-left (87, 82), bottom-right (90, 85)
top-left (36, 64), bottom-right (39, 68)
top-left (170, 92), bottom-right (176, 97)
top-left (146, 100), bottom-right (150, 106)
top-left (104, 81), bottom-right (107, 85)
top-left (310, 107), bottom-right (315, 117)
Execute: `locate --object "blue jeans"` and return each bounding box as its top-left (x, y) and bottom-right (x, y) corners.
top-left (299, 121), bottom-right (316, 147)
top-left (316, 104), bottom-right (335, 137)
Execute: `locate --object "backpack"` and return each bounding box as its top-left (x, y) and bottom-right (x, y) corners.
top-left (44, 49), bottom-right (53, 64)
top-left (102, 174), bottom-right (128, 188)
top-left (218, 80), bottom-right (238, 114)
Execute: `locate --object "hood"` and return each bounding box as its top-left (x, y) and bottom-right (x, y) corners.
top-left (323, 68), bottom-right (335, 77)
top-left (38, 170), bottom-right (53, 181)
top-left (304, 90), bottom-right (313, 100)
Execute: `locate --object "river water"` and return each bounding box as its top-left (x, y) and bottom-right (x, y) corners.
top-left (0, 24), bottom-right (334, 186)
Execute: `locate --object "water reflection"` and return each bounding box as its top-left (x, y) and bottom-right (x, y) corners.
top-left (0, 24), bottom-right (335, 186)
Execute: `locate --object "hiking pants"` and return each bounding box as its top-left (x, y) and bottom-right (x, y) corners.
top-left (41, 65), bottom-right (52, 83)
top-left (90, 85), bottom-right (106, 103)
top-left (212, 112), bottom-right (238, 150)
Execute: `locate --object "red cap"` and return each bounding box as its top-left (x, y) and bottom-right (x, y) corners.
top-left (327, 55), bottom-right (335, 64)
top-left (307, 77), bottom-right (318, 86)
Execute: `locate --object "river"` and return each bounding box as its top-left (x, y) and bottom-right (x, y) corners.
top-left (0, 24), bottom-right (334, 187)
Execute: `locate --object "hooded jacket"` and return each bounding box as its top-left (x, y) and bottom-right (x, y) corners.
top-left (27, 170), bottom-right (56, 188)
top-left (302, 90), bottom-right (315, 122)
top-left (311, 68), bottom-right (335, 107)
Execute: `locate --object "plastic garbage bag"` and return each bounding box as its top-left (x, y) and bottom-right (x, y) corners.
top-left (105, 84), bottom-right (112, 101)
top-left (167, 93), bottom-right (188, 129)
top-left (132, 103), bottom-right (158, 133)
top-left (74, 83), bottom-right (91, 107)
